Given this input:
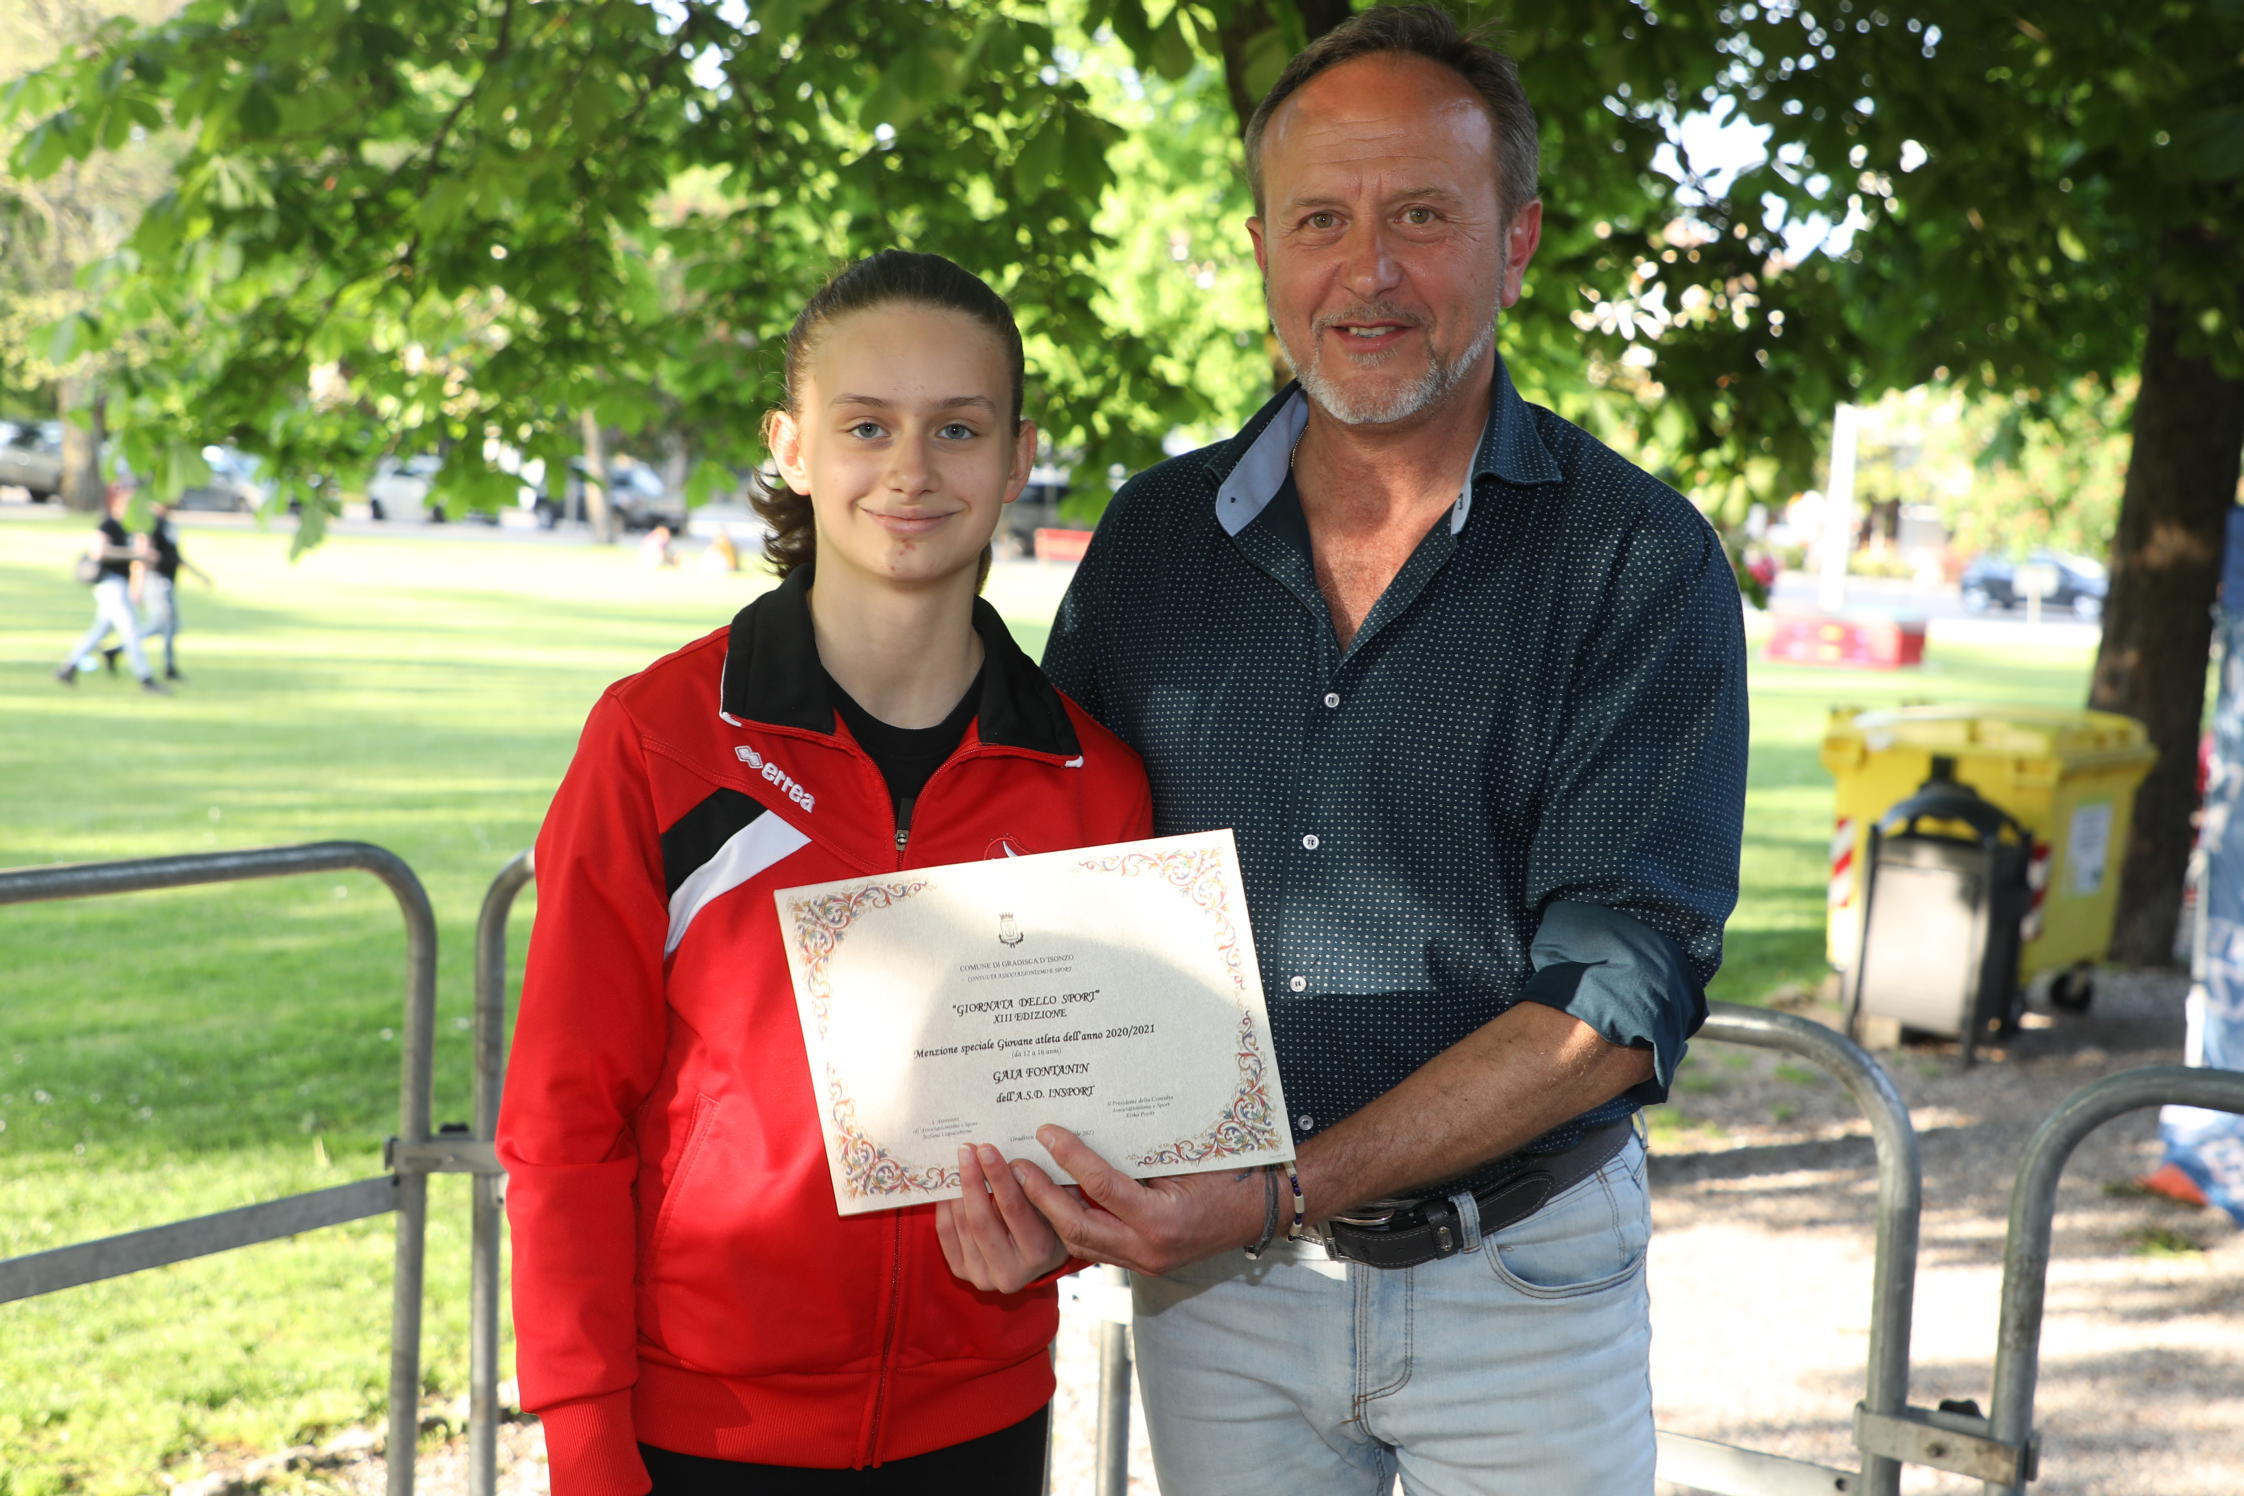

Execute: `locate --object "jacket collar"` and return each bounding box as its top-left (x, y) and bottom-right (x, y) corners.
top-left (1203, 355), bottom-right (1562, 537)
top-left (718, 567), bottom-right (1080, 758)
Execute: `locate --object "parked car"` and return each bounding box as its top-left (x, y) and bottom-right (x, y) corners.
top-left (990, 464), bottom-right (1073, 557)
top-left (364, 453), bottom-right (448, 522)
top-left (176, 444), bottom-right (274, 513)
top-left (1959, 550), bottom-right (2107, 620)
top-left (0, 419), bottom-right (65, 499)
top-left (552, 457), bottom-right (679, 532)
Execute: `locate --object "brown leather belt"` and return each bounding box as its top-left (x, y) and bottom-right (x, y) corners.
top-left (1319, 1121), bottom-right (1633, 1270)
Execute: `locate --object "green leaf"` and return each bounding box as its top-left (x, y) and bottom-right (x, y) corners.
top-left (1238, 25), bottom-right (1291, 108)
top-left (99, 101), bottom-right (133, 150)
top-left (237, 85), bottom-right (281, 140)
top-left (14, 116), bottom-right (73, 178)
top-left (1013, 114), bottom-right (1066, 198)
top-left (685, 462), bottom-right (727, 508)
top-left (1148, 15), bottom-right (1195, 81)
top-left (0, 71), bottom-right (56, 126)
top-left (2170, 104), bottom-right (2244, 183)
top-left (754, 0), bottom-right (809, 44)
top-left (417, 177), bottom-right (474, 235)
top-left (1060, 110), bottom-right (1112, 192)
top-left (47, 311), bottom-right (95, 366)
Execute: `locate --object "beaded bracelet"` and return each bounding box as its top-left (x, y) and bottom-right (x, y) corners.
top-left (1280, 1159), bottom-right (1309, 1242)
top-left (1242, 1165), bottom-right (1282, 1259)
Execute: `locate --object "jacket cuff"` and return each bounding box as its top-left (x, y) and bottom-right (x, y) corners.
top-left (536, 1390), bottom-right (649, 1496)
top-left (1520, 900), bottom-right (1706, 1105)
top-left (1028, 1255), bottom-right (1092, 1290)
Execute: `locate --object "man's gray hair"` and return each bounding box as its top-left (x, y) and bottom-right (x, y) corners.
top-left (1243, 4), bottom-right (1540, 222)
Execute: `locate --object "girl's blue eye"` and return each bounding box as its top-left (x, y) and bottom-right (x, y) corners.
top-left (939, 422), bottom-right (977, 440)
top-left (847, 421), bottom-right (884, 439)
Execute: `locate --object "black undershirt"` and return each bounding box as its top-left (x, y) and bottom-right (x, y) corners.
top-left (826, 665), bottom-right (984, 831)
top-left (639, 1406), bottom-right (1048, 1492)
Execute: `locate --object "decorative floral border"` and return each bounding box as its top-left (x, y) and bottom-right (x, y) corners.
top-left (786, 880), bottom-right (957, 1199)
top-left (1077, 848), bottom-right (1278, 1167)
top-left (787, 844), bottom-right (1281, 1200)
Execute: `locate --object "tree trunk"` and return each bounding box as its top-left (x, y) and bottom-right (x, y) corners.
top-left (1216, 0), bottom-right (1353, 395)
top-left (580, 408), bottom-right (615, 543)
top-left (56, 377), bottom-right (105, 513)
top-left (2088, 260), bottom-right (2244, 965)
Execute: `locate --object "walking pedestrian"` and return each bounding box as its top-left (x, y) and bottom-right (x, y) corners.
top-left (133, 500), bottom-right (210, 681)
top-left (56, 484), bottom-right (167, 695)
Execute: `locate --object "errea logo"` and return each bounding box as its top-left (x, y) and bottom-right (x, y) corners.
top-left (736, 744), bottom-right (815, 813)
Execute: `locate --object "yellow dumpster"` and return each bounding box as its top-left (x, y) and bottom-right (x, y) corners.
top-left (1821, 706), bottom-right (2158, 1000)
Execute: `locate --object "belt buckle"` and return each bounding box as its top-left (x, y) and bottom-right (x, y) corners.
top-left (1328, 1196), bottom-right (1418, 1231)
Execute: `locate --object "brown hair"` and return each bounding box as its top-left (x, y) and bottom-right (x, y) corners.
top-left (1242, 4), bottom-right (1540, 223)
top-left (752, 250), bottom-right (1026, 580)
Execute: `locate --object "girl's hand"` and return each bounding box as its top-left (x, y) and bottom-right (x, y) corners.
top-left (933, 1143), bottom-right (1071, 1293)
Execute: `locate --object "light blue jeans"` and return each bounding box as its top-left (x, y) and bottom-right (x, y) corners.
top-left (136, 572), bottom-right (177, 674)
top-left (1130, 1134), bottom-right (1654, 1496)
top-left (62, 576), bottom-right (152, 681)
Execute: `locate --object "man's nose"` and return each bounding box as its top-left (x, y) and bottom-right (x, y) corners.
top-left (1341, 222), bottom-right (1402, 299)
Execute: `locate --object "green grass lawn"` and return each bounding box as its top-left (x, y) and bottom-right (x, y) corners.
top-left (0, 510), bottom-right (2091, 1494)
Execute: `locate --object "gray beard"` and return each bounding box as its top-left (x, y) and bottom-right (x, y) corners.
top-left (1276, 310), bottom-right (1496, 427)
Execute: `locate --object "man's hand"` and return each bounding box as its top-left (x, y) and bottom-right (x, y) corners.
top-left (1012, 1125), bottom-right (1265, 1276)
top-left (933, 1143), bottom-right (1070, 1294)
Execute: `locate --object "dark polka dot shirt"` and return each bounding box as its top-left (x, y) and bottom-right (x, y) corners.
top-left (1044, 360), bottom-right (1748, 1189)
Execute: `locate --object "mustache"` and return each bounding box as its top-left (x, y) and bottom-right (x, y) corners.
top-left (1311, 302), bottom-right (1426, 334)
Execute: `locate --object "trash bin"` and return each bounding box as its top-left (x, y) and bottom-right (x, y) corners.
top-left (1846, 763), bottom-right (2031, 1065)
top-left (1821, 705), bottom-right (2159, 1007)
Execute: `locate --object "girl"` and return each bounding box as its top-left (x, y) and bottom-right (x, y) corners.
top-left (499, 251), bottom-right (1149, 1496)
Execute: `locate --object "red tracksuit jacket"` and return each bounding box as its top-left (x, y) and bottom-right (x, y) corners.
top-left (499, 570), bottom-right (1152, 1494)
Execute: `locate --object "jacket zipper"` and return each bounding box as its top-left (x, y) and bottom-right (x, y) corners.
top-left (891, 738), bottom-right (1017, 865)
top-left (864, 1209), bottom-right (906, 1463)
top-left (866, 739), bottom-right (1001, 1449)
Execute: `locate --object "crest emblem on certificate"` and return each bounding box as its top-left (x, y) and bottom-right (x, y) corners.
top-left (998, 912), bottom-right (1024, 947)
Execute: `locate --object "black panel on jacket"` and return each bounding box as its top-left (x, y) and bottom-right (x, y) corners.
top-left (660, 788), bottom-right (767, 899)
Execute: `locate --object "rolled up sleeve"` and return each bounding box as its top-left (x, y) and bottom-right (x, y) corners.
top-left (1519, 901), bottom-right (1701, 1102)
top-left (1518, 493), bottom-right (1749, 1103)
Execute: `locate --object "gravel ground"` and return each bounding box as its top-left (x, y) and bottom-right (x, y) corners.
top-left (224, 969), bottom-right (2237, 1496)
top-left (1648, 968), bottom-right (2242, 1496)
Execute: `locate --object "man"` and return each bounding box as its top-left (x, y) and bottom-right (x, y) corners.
top-left (133, 500), bottom-right (211, 682)
top-left (944, 7), bottom-right (1747, 1492)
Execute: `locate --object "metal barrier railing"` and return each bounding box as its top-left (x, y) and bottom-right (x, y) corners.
top-left (1062, 1002), bottom-right (1926, 1496)
top-left (1963, 1065), bottom-right (2244, 1495)
top-left (460, 877), bottom-right (1926, 1496)
top-left (0, 842), bottom-right (462, 1496)
top-left (1655, 1002), bottom-right (1926, 1496)
top-left (458, 861), bottom-right (2244, 1496)
top-left (468, 849), bottom-right (535, 1496)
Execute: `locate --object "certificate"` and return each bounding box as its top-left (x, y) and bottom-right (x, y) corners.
top-left (774, 830), bottom-right (1293, 1215)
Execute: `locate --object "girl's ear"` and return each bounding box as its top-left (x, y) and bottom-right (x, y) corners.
top-left (765, 409), bottom-right (809, 494)
top-left (1002, 419), bottom-right (1039, 506)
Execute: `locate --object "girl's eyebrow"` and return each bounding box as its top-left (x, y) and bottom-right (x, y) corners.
top-left (830, 394), bottom-right (998, 412)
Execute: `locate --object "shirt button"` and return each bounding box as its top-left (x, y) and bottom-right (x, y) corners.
top-left (1301, 833), bottom-right (1320, 850)
top-left (1296, 1115), bottom-right (1315, 1131)
top-left (1287, 975), bottom-right (1307, 993)
top-left (1322, 692), bottom-right (1341, 709)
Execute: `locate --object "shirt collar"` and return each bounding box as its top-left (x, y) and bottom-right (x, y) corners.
top-left (717, 566), bottom-right (1079, 757)
top-left (1204, 355), bottom-right (1562, 537)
